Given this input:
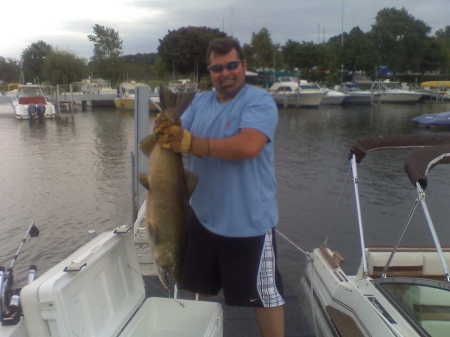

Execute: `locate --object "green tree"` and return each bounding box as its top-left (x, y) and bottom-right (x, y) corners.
top-left (434, 26), bottom-right (450, 73)
top-left (248, 28), bottom-right (275, 68)
top-left (158, 26), bottom-right (227, 77)
top-left (282, 40), bottom-right (323, 71)
top-left (88, 24), bottom-right (122, 60)
top-left (0, 57), bottom-right (20, 83)
top-left (22, 40), bottom-right (53, 83)
top-left (88, 24), bottom-right (123, 83)
top-left (43, 50), bottom-right (87, 85)
top-left (371, 7), bottom-right (431, 73)
top-left (342, 27), bottom-right (378, 74)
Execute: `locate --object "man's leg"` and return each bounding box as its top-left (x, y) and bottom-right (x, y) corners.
top-left (255, 305), bottom-right (285, 337)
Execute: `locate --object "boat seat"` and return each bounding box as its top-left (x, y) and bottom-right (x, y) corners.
top-left (367, 248), bottom-right (450, 279)
top-left (367, 251), bottom-right (424, 278)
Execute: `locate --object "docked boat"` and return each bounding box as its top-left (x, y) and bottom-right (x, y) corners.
top-left (115, 82), bottom-right (160, 112)
top-left (371, 81), bottom-right (423, 103)
top-left (12, 84), bottom-right (56, 120)
top-left (412, 111), bottom-right (450, 127)
top-left (301, 136), bottom-right (450, 337)
top-left (339, 82), bottom-right (379, 105)
top-left (321, 89), bottom-right (348, 105)
top-left (269, 80), bottom-right (324, 108)
top-left (420, 81), bottom-right (450, 102)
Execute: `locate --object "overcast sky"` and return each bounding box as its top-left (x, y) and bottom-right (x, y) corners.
top-left (2, 0), bottom-right (448, 60)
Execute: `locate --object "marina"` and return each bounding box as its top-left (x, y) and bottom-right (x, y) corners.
top-left (1, 96), bottom-right (450, 336)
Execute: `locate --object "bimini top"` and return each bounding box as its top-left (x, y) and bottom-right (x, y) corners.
top-left (405, 145), bottom-right (450, 189)
top-left (349, 136), bottom-right (450, 188)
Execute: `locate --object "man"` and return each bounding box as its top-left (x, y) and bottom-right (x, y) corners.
top-left (157, 37), bottom-right (284, 337)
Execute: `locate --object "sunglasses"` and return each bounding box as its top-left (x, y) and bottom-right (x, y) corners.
top-left (208, 61), bottom-right (241, 73)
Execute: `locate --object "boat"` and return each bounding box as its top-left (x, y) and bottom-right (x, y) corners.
top-left (419, 81), bottom-right (450, 102)
top-left (371, 80), bottom-right (423, 104)
top-left (115, 82), bottom-right (160, 112)
top-left (412, 111), bottom-right (450, 127)
top-left (339, 82), bottom-right (379, 105)
top-left (301, 135), bottom-right (450, 337)
top-left (269, 80), bottom-right (324, 108)
top-left (12, 84), bottom-right (56, 120)
top-left (321, 89), bottom-right (348, 105)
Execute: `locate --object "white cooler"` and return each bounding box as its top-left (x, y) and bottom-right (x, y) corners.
top-left (20, 230), bottom-right (223, 337)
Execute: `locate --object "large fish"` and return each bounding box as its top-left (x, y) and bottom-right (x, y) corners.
top-left (139, 87), bottom-right (197, 290)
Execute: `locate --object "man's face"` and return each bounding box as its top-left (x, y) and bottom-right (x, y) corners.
top-left (208, 49), bottom-right (247, 102)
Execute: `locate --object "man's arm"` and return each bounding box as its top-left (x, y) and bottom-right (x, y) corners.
top-left (208, 128), bottom-right (268, 160)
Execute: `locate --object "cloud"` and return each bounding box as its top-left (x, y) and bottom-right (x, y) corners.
top-left (1, 0), bottom-right (448, 60)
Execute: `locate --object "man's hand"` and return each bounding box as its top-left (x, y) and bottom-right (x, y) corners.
top-left (153, 112), bottom-right (177, 134)
top-left (158, 125), bottom-right (192, 153)
top-left (157, 123), bottom-right (210, 157)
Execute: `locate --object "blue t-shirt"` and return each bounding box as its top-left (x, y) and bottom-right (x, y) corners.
top-left (181, 85), bottom-right (279, 237)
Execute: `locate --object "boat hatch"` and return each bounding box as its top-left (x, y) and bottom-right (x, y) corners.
top-left (375, 278), bottom-right (450, 337)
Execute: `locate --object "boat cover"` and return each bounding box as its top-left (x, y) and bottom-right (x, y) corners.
top-left (405, 145), bottom-right (450, 188)
top-left (412, 111), bottom-right (450, 127)
top-left (350, 136), bottom-right (450, 162)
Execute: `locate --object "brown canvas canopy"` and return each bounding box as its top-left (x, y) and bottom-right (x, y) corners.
top-left (405, 145), bottom-right (450, 189)
top-left (350, 136), bottom-right (450, 163)
top-left (350, 136), bottom-right (450, 188)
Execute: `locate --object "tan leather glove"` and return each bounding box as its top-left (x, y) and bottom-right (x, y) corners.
top-left (158, 124), bottom-right (210, 157)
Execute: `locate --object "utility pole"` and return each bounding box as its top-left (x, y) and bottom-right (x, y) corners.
top-left (340, 0), bottom-right (345, 83)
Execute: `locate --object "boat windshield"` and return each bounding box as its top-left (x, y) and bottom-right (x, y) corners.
top-left (18, 87), bottom-right (43, 97)
top-left (383, 82), bottom-right (402, 90)
top-left (300, 84), bottom-right (320, 90)
top-left (276, 86), bottom-right (294, 92)
top-left (375, 278), bottom-right (450, 337)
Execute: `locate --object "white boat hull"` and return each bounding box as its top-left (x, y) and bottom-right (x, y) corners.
top-left (301, 247), bottom-right (427, 337)
top-left (380, 91), bottom-right (422, 103)
top-left (343, 93), bottom-right (378, 105)
top-left (321, 95), bottom-right (346, 105)
top-left (13, 103), bottom-right (56, 120)
top-left (274, 92), bottom-right (324, 108)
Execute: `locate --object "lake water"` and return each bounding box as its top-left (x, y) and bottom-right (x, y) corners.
top-left (1, 98), bottom-right (450, 328)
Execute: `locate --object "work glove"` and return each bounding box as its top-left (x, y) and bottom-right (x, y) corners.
top-left (157, 122), bottom-right (210, 157)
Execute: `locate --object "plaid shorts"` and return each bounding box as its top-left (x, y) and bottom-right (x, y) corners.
top-left (180, 209), bottom-right (285, 307)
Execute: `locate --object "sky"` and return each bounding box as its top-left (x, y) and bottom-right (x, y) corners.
top-left (2, 0), bottom-right (449, 60)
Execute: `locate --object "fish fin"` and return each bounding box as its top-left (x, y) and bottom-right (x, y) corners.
top-left (138, 173), bottom-right (149, 190)
top-left (159, 85), bottom-right (196, 120)
top-left (140, 134), bottom-right (158, 156)
top-left (147, 224), bottom-right (160, 245)
top-left (173, 92), bottom-right (196, 119)
top-left (184, 170), bottom-right (198, 198)
top-left (159, 85), bottom-right (176, 111)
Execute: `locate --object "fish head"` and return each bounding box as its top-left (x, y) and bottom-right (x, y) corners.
top-left (154, 249), bottom-right (177, 289)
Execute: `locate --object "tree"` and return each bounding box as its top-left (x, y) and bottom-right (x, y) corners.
top-left (342, 27), bottom-right (378, 74)
top-left (371, 8), bottom-right (431, 73)
top-left (88, 24), bottom-right (123, 83)
top-left (22, 40), bottom-right (53, 83)
top-left (88, 24), bottom-right (122, 61)
top-left (248, 28), bottom-right (275, 68)
top-left (434, 26), bottom-right (450, 73)
top-left (158, 26), bottom-right (227, 77)
top-left (0, 57), bottom-right (20, 83)
top-left (43, 50), bottom-right (87, 85)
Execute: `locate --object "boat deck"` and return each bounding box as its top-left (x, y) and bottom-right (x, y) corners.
top-left (143, 275), bottom-right (314, 337)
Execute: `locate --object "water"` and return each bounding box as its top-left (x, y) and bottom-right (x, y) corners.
top-left (1, 99), bottom-right (450, 296)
